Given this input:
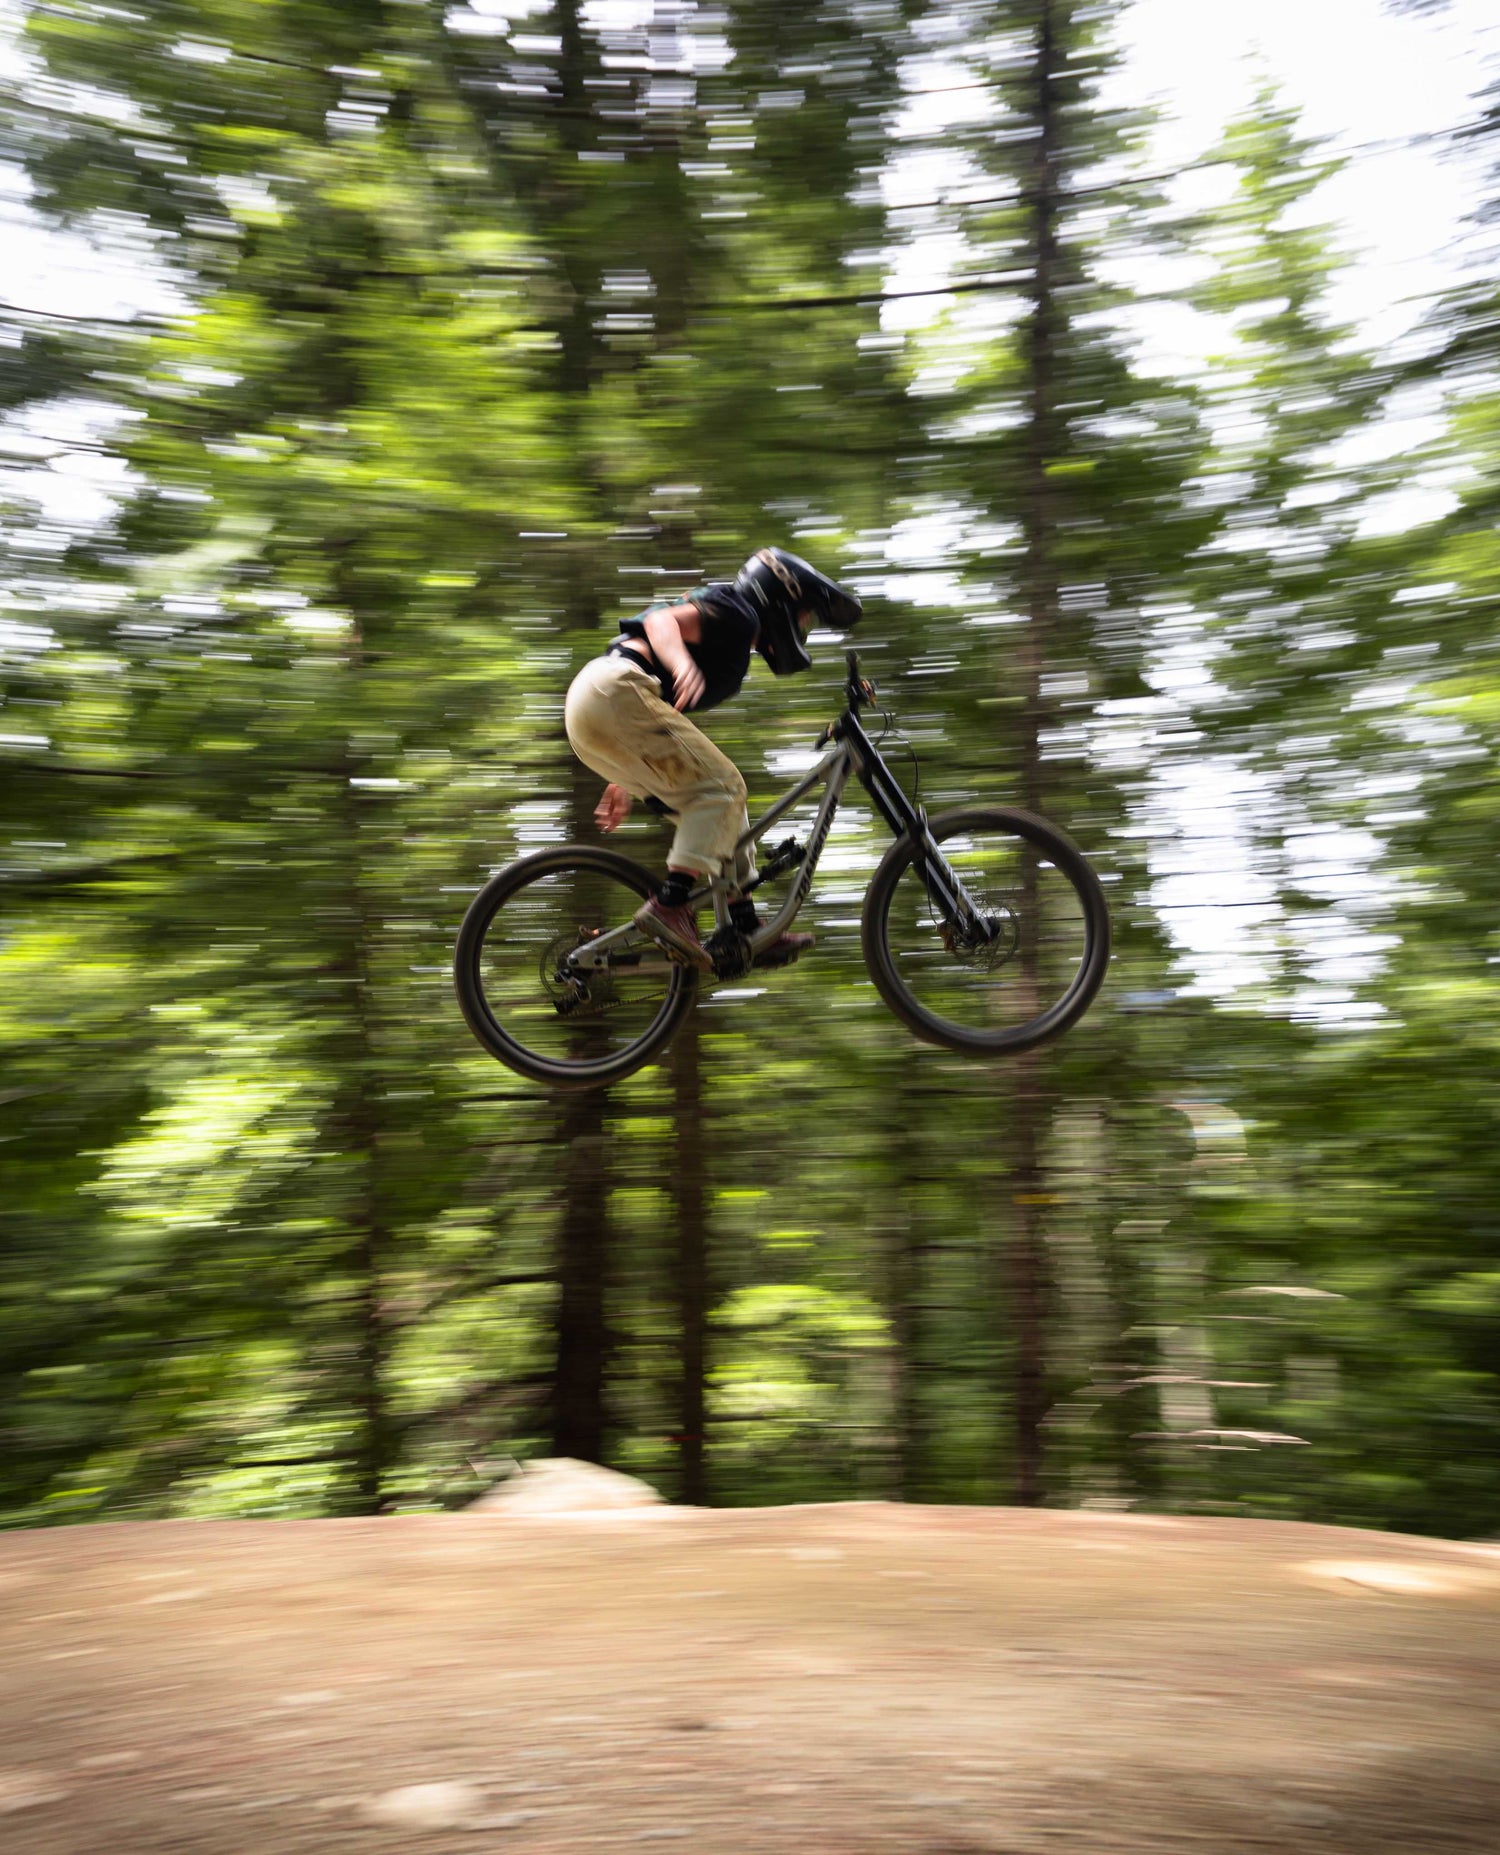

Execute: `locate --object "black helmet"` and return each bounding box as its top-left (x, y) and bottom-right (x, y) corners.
top-left (735, 547), bottom-right (862, 677)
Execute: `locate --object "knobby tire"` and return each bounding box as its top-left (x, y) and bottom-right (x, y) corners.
top-left (861, 806), bottom-right (1110, 1056)
top-left (454, 844), bottom-right (697, 1090)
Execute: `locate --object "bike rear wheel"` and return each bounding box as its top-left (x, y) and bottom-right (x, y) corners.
top-left (454, 845), bottom-right (696, 1090)
top-left (862, 806), bottom-right (1109, 1056)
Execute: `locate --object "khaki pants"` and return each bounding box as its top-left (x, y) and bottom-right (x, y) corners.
top-left (564, 654), bottom-right (755, 885)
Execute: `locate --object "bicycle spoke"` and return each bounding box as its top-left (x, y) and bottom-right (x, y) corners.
top-left (882, 829), bottom-right (1093, 1039)
top-left (473, 863), bottom-right (680, 1069)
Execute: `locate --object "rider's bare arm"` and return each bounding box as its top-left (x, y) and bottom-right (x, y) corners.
top-left (596, 604), bottom-right (705, 830)
top-left (595, 783), bottom-right (632, 833)
top-left (642, 604), bottom-right (706, 712)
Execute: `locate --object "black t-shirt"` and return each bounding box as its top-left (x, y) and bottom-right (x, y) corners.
top-left (616, 583), bottom-right (759, 714)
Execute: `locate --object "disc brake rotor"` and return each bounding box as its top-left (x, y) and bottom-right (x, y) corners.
top-left (938, 899), bottom-right (1021, 969)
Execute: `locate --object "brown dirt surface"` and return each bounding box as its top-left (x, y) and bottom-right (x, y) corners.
top-left (2, 1502), bottom-right (1499, 1854)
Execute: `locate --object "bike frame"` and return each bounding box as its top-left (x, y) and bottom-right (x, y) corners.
top-left (564, 652), bottom-right (993, 979)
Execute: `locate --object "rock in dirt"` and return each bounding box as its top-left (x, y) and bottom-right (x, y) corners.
top-left (0, 1771), bottom-right (68, 1815)
top-left (469, 1457), bottom-right (663, 1514)
top-left (361, 1780), bottom-right (486, 1829)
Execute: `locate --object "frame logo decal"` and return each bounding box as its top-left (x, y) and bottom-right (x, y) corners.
top-left (793, 798), bottom-right (839, 908)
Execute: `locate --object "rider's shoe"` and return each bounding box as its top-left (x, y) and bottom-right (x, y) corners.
top-left (725, 898), bottom-right (815, 971)
top-left (632, 897), bottom-right (714, 972)
top-left (754, 929), bottom-right (816, 969)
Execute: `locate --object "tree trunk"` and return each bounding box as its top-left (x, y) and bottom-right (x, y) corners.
top-left (332, 576), bottom-right (393, 1517)
top-left (1008, 1061), bottom-right (1049, 1506)
top-left (543, 0), bottom-right (612, 1466)
top-left (549, 752), bottom-right (613, 1464)
top-left (551, 1095), bottom-right (610, 1462)
top-left (1008, 0), bottom-right (1065, 1507)
top-left (342, 1052), bottom-right (390, 1515)
top-left (887, 1066), bottom-right (930, 1500)
top-left (671, 1002), bottom-right (709, 1504)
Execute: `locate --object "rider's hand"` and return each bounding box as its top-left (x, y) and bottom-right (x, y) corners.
top-left (672, 660), bottom-right (706, 712)
top-left (595, 783), bottom-right (632, 832)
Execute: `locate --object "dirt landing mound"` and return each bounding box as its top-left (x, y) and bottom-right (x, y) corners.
top-left (2, 1503), bottom-right (1498, 1854)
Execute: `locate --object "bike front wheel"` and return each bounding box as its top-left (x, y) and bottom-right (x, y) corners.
top-left (862, 807), bottom-right (1110, 1056)
top-left (455, 845), bottom-right (697, 1090)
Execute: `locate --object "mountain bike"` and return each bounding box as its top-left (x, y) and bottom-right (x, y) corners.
top-left (455, 652), bottom-right (1110, 1090)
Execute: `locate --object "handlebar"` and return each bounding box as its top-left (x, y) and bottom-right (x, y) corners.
top-left (815, 650), bottom-right (877, 749)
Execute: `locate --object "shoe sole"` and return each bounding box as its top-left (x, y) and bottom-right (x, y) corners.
top-left (632, 905), bottom-right (714, 973)
top-left (754, 940), bottom-right (815, 971)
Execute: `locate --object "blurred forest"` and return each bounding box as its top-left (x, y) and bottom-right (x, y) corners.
top-left (3, 0), bottom-right (1499, 1537)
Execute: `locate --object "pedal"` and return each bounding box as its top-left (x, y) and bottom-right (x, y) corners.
top-left (705, 925), bottom-right (753, 980)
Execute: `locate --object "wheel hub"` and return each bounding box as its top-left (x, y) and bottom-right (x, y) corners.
top-left (942, 900), bottom-right (1021, 968)
top-left (542, 929), bottom-right (607, 1015)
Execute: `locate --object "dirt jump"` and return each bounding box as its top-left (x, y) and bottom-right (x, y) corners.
top-left (3, 1484), bottom-right (1498, 1853)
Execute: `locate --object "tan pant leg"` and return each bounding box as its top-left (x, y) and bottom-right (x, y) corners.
top-left (564, 658), bottom-right (662, 796)
top-left (564, 657), bottom-right (750, 881)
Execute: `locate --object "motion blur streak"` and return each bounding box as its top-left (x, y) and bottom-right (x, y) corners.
top-left (1, 0), bottom-right (1498, 1547)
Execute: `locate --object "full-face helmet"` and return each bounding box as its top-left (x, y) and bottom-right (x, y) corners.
top-left (735, 547), bottom-right (862, 676)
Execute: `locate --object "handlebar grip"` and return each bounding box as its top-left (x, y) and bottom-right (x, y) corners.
top-left (846, 648), bottom-right (860, 675)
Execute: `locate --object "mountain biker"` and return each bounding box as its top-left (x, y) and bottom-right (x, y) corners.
top-left (564, 546), bottom-right (862, 975)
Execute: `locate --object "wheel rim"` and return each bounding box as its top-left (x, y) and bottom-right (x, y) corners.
top-left (882, 824), bottom-right (1095, 1041)
top-left (472, 859), bottom-right (684, 1071)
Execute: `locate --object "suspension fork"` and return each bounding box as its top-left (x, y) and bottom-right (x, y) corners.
top-left (842, 714), bottom-right (997, 944)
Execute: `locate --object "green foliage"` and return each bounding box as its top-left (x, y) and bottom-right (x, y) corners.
top-left (2, 0), bottom-right (1498, 1538)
